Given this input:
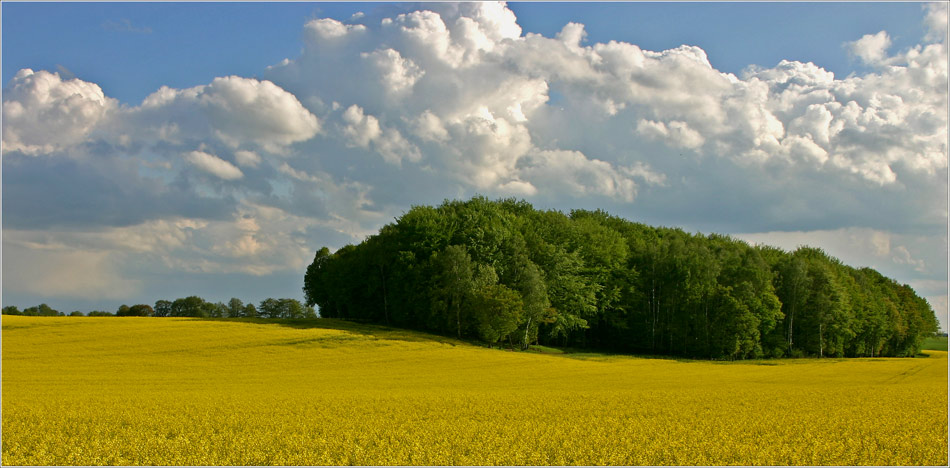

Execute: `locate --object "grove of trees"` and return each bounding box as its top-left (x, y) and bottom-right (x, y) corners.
top-left (304, 197), bottom-right (939, 359)
top-left (3, 297), bottom-right (314, 320)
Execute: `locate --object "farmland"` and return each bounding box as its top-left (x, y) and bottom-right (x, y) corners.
top-left (2, 316), bottom-right (947, 466)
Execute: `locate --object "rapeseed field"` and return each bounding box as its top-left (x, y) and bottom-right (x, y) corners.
top-left (2, 316), bottom-right (947, 466)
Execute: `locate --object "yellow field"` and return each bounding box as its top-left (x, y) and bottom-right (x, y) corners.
top-left (2, 316), bottom-right (947, 466)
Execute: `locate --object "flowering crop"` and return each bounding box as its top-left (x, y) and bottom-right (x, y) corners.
top-left (3, 316), bottom-right (947, 465)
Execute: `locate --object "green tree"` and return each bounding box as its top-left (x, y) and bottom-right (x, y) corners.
top-left (304, 247), bottom-right (332, 308)
top-left (171, 296), bottom-right (208, 317)
top-left (471, 283), bottom-right (524, 346)
top-left (154, 300), bottom-right (172, 317)
top-left (259, 298), bottom-right (281, 319)
top-left (227, 298), bottom-right (245, 318)
top-left (430, 245), bottom-right (475, 338)
top-left (128, 304), bottom-right (154, 317)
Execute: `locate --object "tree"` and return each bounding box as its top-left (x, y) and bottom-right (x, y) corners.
top-left (299, 196), bottom-right (939, 359)
top-left (303, 247), bottom-right (332, 308)
top-left (69, 311), bottom-right (84, 316)
top-left (258, 298), bottom-right (281, 319)
top-left (23, 304), bottom-right (60, 316)
top-left (2, 306), bottom-right (22, 315)
top-left (171, 296), bottom-right (208, 317)
top-left (227, 298), bottom-right (245, 318)
top-left (208, 302), bottom-right (228, 318)
top-left (128, 304), bottom-right (154, 317)
top-left (154, 300), bottom-right (172, 317)
top-left (430, 245), bottom-right (475, 338)
top-left (470, 283), bottom-right (524, 346)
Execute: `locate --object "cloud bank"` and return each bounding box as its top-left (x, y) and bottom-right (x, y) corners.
top-left (3, 2), bottom-right (946, 325)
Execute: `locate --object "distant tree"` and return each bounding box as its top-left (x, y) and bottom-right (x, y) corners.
top-left (116, 305), bottom-right (132, 316)
top-left (88, 311), bottom-right (115, 317)
top-left (200, 301), bottom-right (220, 318)
top-left (154, 300), bottom-right (172, 317)
top-left (258, 298), bottom-right (280, 319)
top-left (171, 296), bottom-right (208, 317)
top-left (69, 311), bottom-right (84, 317)
top-left (227, 298), bottom-right (245, 318)
top-left (278, 298), bottom-right (303, 319)
top-left (209, 302), bottom-right (228, 318)
top-left (2, 306), bottom-right (22, 315)
top-left (125, 304), bottom-right (153, 317)
top-left (24, 304), bottom-right (60, 316)
top-left (243, 303), bottom-right (258, 318)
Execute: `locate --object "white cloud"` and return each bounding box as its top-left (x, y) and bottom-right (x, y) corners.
top-left (2, 69), bottom-right (117, 155)
top-left (135, 76), bottom-right (320, 153)
top-left (636, 119), bottom-right (705, 150)
top-left (341, 104), bottom-right (382, 148)
top-left (184, 150), bottom-right (244, 180)
top-left (341, 104), bottom-right (421, 165)
top-left (924, 3), bottom-right (948, 43)
top-left (412, 110), bottom-right (450, 142)
top-left (305, 17), bottom-right (366, 42)
top-left (361, 48), bottom-right (424, 95)
top-left (234, 150), bottom-right (261, 168)
top-left (520, 149), bottom-right (638, 202)
top-left (847, 31), bottom-right (892, 65)
top-left (622, 162), bottom-right (667, 187)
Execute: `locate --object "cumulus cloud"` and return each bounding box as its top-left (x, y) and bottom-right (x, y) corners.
top-left (134, 76), bottom-right (320, 152)
top-left (3, 2), bottom-right (946, 309)
top-left (234, 150), bottom-right (261, 168)
top-left (184, 150), bottom-right (244, 180)
top-left (341, 104), bottom-right (421, 164)
top-left (847, 31), bottom-right (892, 65)
top-left (924, 2), bottom-right (949, 43)
top-left (2, 69), bottom-right (117, 154)
top-left (520, 149), bottom-right (638, 202)
top-left (361, 48), bottom-right (424, 95)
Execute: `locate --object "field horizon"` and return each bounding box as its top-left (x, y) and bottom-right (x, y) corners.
top-left (3, 315), bottom-right (947, 465)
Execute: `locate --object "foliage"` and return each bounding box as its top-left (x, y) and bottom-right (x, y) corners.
top-left (5, 297), bottom-right (312, 321)
top-left (2, 316), bottom-right (946, 466)
top-left (3, 304), bottom-right (62, 316)
top-left (304, 197), bottom-right (939, 358)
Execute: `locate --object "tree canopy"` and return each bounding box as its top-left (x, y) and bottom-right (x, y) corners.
top-left (304, 197), bottom-right (939, 358)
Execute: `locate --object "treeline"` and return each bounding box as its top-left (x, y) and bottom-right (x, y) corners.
top-left (304, 197), bottom-right (938, 359)
top-left (2, 297), bottom-right (315, 319)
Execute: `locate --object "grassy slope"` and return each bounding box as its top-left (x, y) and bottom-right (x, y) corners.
top-left (922, 336), bottom-right (949, 351)
top-left (3, 316), bottom-right (947, 465)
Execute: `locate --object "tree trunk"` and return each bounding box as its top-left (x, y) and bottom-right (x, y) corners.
top-left (523, 316), bottom-right (532, 350)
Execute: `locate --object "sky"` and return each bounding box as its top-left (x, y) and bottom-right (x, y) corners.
top-left (1, 2), bottom-right (947, 330)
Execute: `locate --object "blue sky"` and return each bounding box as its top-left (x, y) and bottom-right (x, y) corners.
top-left (2, 2), bottom-right (947, 329)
